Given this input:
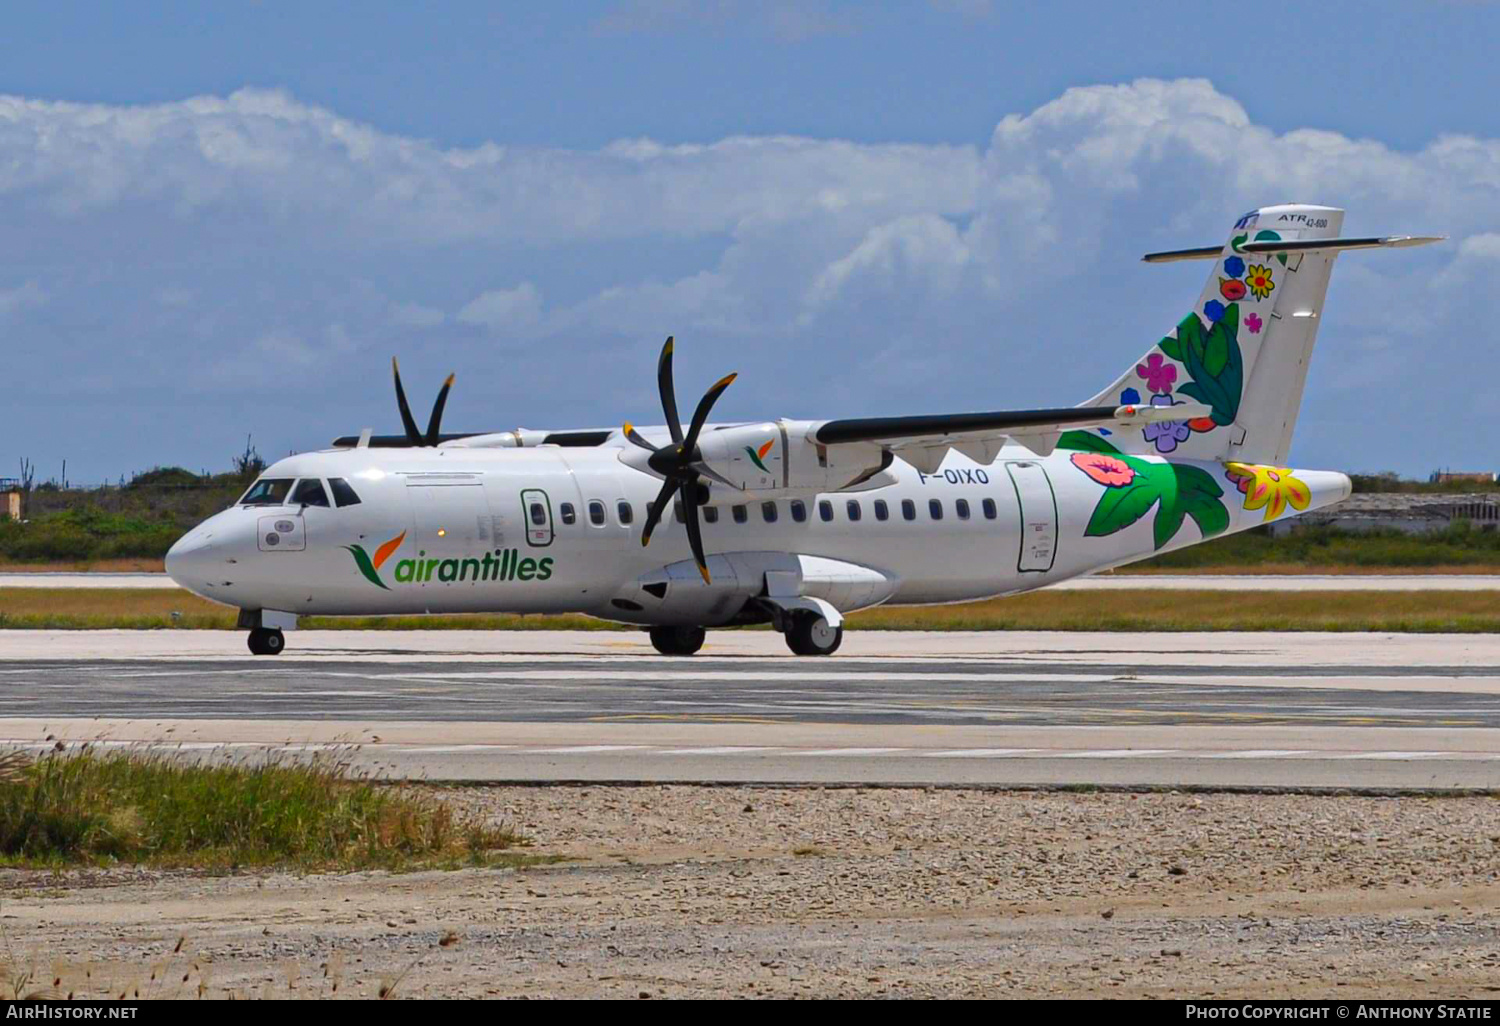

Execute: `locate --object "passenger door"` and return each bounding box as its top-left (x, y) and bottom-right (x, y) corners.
top-left (1006, 461), bottom-right (1058, 573)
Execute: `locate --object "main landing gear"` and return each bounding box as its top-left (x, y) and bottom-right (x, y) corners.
top-left (247, 627), bottom-right (285, 656)
top-left (649, 625), bottom-right (706, 656)
top-left (785, 611), bottom-right (843, 656)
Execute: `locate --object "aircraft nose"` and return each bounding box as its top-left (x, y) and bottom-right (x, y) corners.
top-left (165, 526), bottom-right (223, 594)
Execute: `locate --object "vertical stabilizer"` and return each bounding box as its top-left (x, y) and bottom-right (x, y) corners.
top-left (1083, 204), bottom-right (1345, 465)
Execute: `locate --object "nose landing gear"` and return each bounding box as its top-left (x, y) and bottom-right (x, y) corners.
top-left (247, 628), bottom-right (285, 656)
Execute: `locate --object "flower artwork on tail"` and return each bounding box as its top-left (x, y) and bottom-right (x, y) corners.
top-left (1061, 433), bottom-right (1228, 550)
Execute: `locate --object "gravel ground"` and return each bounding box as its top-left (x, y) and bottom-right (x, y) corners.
top-left (4, 787), bottom-right (1500, 999)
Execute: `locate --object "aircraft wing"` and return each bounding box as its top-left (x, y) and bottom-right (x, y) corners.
top-left (810, 401), bottom-right (1211, 473)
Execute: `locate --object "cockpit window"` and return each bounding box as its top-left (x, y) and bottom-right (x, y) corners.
top-left (328, 478), bottom-right (362, 507)
top-left (239, 478), bottom-right (294, 506)
top-left (290, 479), bottom-right (330, 507)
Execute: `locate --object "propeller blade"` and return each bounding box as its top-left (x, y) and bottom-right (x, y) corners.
top-left (683, 372), bottom-right (738, 453)
top-left (392, 358), bottom-right (423, 445)
top-left (425, 373), bottom-right (455, 446)
top-left (682, 483), bottom-right (711, 584)
top-left (622, 422), bottom-right (659, 453)
top-left (657, 336), bottom-right (683, 445)
top-left (640, 477), bottom-right (680, 548)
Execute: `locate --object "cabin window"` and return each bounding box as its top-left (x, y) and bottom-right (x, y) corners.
top-left (732, 504), bottom-right (749, 524)
top-left (846, 499), bottom-right (862, 522)
top-left (902, 499), bottom-right (916, 521)
top-left (790, 500), bottom-right (807, 523)
top-left (956, 498), bottom-right (971, 521)
top-left (703, 506), bottom-right (719, 524)
top-left (929, 499), bottom-right (944, 521)
top-left (588, 500), bottom-right (607, 526)
top-left (762, 501), bottom-right (778, 523)
top-left (530, 502), bottom-right (548, 526)
top-left (982, 498), bottom-right (998, 520)
top-left (328, 478), bottom-right (362, 507)
top-left (290, 479), bottom-right (330, 508)
top-left (873, 499), bottom-right (889, 521)
top-left (559, 502), bottom-right (577, 525)
top-left (240, 478), bottom-right (294, 506)
top-left (617, 501), bottom-right (634, 525)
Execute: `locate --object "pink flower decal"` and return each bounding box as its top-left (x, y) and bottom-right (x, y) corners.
top-left (1071, 452), bottom-right (1135, 488)
top-left (1245, 312), bottom-right (1263, 334)
top-left (1135, 352), bottom-right (1177, 394)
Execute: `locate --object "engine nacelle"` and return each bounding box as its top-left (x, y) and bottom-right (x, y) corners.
top-left (694, 420), bottom-right (893, 502)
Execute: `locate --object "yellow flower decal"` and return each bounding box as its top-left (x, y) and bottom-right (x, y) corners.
top-left (1224, 462), bottom-right (1311, 521)
top-left (1244, 264), bottom-right (1275, 300)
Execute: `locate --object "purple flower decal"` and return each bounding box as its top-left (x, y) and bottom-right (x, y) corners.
top-left (1135, 353), bottom-right (1177, 394)
top-left (1245, 312), bottom-right (1263, 334)
top-left (1204, 300), bottom-right (1225, 322)
top-left (1142, 394), bottom-right (1192, 454)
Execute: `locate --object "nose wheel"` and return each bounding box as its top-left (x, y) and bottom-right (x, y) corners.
top-left (247, 628), bottom-right (285, 656)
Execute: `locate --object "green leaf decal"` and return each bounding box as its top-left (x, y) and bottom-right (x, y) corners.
top-left (1230, 233), bottom-right (1247, 254)
top-left (1084, 478), bottom-right (1163, 538)
top-left (345, 544), bottom-right (390, 590)
top-left (1157, 335), bottom-right (1183, 362)
top-left (1175, 304), bottom-right (1242, 427)
top-left (1057, 430), bottom-right (1122, 454)
top-left (1152, 499), bottom-right (1186, 551)
top-left (1169, 463), bottom-right (1229, 541)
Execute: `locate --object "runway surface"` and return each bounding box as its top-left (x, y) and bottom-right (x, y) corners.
top-left (3, 629), bottom-right (1498, 790)
top-left (6, 572), bottom-right (1500, 590)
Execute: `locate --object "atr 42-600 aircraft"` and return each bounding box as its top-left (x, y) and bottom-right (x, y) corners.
top-left (167, 204), bottom-right (1439, 656)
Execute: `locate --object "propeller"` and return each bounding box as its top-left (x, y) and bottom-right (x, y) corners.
top-left (622, 337), bottom-right (737, 583)
top-left (392, 357), bottom-right (456, 447)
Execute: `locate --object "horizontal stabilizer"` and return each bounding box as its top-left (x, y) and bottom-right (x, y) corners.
top-left (814, 401), bottom-right (1209, 447)
top-left (1142, 235), bottom-right (1443, 263)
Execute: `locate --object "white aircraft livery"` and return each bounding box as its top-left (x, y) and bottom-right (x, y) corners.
top-left (166, 204), bottom-right (1440, 656)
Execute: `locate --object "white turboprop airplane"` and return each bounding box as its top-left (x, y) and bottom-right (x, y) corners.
top-left (167, 204), bottom-right (1439, 656)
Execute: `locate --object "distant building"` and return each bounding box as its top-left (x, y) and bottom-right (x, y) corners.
top-left (1270, 492), bottom-right (1500, 536)
top-left (1430, 470), bottom-right (1498, 485)
top-left (0, 478), bottom-right (20, 522)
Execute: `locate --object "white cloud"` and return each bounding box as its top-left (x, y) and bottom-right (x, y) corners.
top-left (456, 283), bottom-right (544, 333)
top-left (7, 77), bottom-right (1500, 478)
top-left (389, 300), bottom-right (445, 329)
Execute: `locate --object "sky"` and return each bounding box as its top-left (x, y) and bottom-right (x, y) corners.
top-left (4, 0), bottom-right (1499, 483)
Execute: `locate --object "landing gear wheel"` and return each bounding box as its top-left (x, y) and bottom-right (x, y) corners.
top-left (786, 613), bottom-right (842, 656)
top-left (649, 625), bottom-right (706, 656)
top-left (247, 627), bottom-right (285, 656)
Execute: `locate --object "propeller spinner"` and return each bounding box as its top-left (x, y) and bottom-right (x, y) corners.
top-left (622, 337), bottom-right (737, 584)
top-left (392, 357), bottom-right (456, 447)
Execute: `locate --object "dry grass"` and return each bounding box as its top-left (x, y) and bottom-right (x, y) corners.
top-left (847, 589), bottom-right (1500, 632)
top-left (5, 586), bottom-right (1500, 632)
top-left (0, 745), bottom-right (532, 871)
top-left (1115, 562), bottom-right (1500, 576)
top-left (0, 557), bottom-right (165, 573)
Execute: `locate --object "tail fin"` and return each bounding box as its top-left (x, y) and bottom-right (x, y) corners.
top-left (1083, 204), bottom-right (1433, 465)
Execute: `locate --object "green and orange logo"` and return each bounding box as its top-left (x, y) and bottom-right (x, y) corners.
top-left (744, 438), bottom-right (775, 473)
top-left (345, 531), bottom-right (406, 590)
top-left (347, 529), bottom-right (556, 589)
